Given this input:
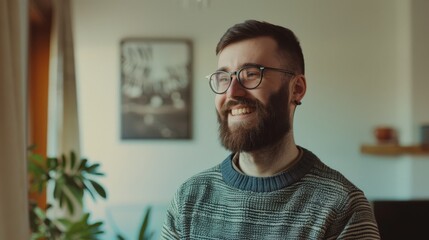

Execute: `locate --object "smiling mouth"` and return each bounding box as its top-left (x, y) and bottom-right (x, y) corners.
top-left (230, 107), bottom-right (253, 116)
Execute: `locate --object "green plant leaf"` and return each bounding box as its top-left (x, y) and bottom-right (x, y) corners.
top-left (55, 178), bottom-right (76, 214)
top-left (71, 175), bottom-right (84, 189)
top-left (89, 179), bottom-right (107, 199)
top-left (58, 190), bottom-right (65, 210)
top-left (63, 213), bottom-right (104, 240)
top-left (28, 158), bottom-right (47, 193)
top-left (30, 232), bottom-right (45, 240)
top-left (47, 157), bottom-right (58, 169)
top-left (28, 161), bottom-right (45, 175)
top-left (86, 163), bottom-right (101, 173)
top-left (29, 152), bottom-right (45, 165)
top-left (57, 218), bottom-right (73, 230)
top-left (82, 181), bottom-right (96, 200)
top-left (138, 207), bottom-right (152, 240)
top-left (28, 148), bottom-right (107, 240)
top-left (70, 151), bottom-right (77, 169)
top-left (78, 159), bottom-right (88, 170)
top-left (66, 199), bottom-right (75, 215)
top-left (116, 234), bottom-right (126, 240)
top-left (88, 172), bottom-right (105, 176)
top-left (61, 154), bottom-right (67, 169)
top-left (60, 186), bottom-right (79, 215)
top-left (82, 213), bottom-right (90, 222)
top-left (34, 206), bottom-right (47, 220)
top-left (68, 185), bottom-right (84, 205)
top-left (37, 181), bottom-right (45, 193)
top-left (53, 179), bottom-right (61, 200)
top-left (66, 174), bottom-right (84, 195)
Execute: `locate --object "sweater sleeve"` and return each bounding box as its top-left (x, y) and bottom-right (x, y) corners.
top-left (160, 192), bottom-right (181, 240)
top-left (329, 191), bottom-right (380, 240)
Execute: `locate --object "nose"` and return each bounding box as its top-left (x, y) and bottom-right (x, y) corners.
top-left (226, 74), bottom-right (246, 97)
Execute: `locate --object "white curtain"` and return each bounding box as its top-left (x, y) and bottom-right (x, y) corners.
top-left (47, 0), bottom-right (81, 218)
top-left (0, 0), bottom-right (30, 239)
top-left (47, 0), bottom-right (80, 157)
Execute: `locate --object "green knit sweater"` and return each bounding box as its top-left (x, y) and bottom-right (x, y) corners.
top-left (161, 148), bottom-right (380, 239)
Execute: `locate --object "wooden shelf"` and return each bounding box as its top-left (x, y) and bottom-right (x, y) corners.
top-left (360, 144), bottom-right (429, 156)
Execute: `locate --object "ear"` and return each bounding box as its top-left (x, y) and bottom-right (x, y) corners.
top-left (292, 75), bottom-right (306, 104)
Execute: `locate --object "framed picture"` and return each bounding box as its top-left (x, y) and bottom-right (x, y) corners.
top-left (120, 38), bottom-right (192, 139)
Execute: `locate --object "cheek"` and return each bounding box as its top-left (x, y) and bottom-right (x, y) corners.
top-left (214, 95), bottom-right (224, 113)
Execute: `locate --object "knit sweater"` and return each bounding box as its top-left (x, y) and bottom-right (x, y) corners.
top-left (161, 148), bottom-right (380, 239)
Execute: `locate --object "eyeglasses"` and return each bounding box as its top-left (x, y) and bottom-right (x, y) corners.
top-left (206, 65), bottom-right (295, 94)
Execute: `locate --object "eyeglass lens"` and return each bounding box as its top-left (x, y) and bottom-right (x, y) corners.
top-left (210, 66), bottom-right (262, 93)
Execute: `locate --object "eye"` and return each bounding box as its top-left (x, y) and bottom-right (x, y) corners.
top-left (241, 67), bottom-right (261, 81)
top-left (213, 72), bottom-right (230, 85)
top-left (247, 72), bottom-right (258, 77)
top-left (218, 76), bottom-right (229, 82)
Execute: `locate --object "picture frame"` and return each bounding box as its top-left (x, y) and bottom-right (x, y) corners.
top-left (120, 38), bottom-right (193, 139)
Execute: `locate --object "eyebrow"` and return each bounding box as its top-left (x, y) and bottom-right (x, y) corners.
top-left (216, 63), bottom-right (262, 72)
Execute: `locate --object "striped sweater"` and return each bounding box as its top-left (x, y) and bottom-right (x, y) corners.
top-left (161, 148), bottom-right (380, 239)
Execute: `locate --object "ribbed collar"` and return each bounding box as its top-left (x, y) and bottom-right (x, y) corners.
top-left (220, 147), bottom-right (318, 192)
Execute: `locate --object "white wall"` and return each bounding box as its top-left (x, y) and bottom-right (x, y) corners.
top-left (72, 0), bottom-right (429, 237)
top-left (410, 0), bottom-right (429, 198)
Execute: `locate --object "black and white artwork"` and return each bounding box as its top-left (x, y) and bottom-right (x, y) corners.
top-left (120, 39), bottom-right (192, 139)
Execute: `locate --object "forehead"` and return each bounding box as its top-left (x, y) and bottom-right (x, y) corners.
top-left (217, 36), bottom-right (283, 70)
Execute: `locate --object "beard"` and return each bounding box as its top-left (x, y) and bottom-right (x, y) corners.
top-left (217, 84), bottom-right (291, 152)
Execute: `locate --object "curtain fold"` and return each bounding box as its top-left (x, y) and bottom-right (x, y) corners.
top-left (0, 0), bottom-right (30, 239)
top-left (47, 0), bottom-right (81, 218)
top-left (47, 0), bottom-right (80, 157)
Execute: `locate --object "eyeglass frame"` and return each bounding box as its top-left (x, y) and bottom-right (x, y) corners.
top-left (206, 64), bottom-right (295, 94)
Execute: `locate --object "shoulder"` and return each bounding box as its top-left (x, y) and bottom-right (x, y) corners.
top-left (185, 164), bottom-right (222, 184)
top-left (300, 151), bottom-right (379, 237)
top-left (301, 149), bottom-right (370, 209)
top-left (174, 164), bottom-right (223, 197)
top-left (300, 148), bottom-right (361, 195)
top-left (310, 160), bottom-right (360, 192)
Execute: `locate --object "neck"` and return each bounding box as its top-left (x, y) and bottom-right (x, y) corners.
top-left (236, 132), bottom-right (300, 177)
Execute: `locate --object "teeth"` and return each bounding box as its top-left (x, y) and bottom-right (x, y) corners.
top-left (231, 108), bottom-right (252, 116)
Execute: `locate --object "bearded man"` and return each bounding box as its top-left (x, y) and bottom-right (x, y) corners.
top-left (161, 20), bottom-right (380, 240)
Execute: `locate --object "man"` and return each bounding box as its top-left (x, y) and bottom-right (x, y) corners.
top-left (161, 20), bottom-right (380, 239)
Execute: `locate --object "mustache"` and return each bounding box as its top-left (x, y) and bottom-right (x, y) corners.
top-left (220, 97), bottom-right (258, 115)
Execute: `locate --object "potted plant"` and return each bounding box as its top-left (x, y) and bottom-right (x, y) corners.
top-left (28, 147), bottom-right (107, 239)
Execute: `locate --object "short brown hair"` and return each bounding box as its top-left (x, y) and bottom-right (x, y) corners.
top-left (216, 20), bottom-right (305, 74)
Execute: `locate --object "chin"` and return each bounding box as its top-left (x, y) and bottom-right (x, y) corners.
top-left (228, 118), bottom-right (257, 131)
